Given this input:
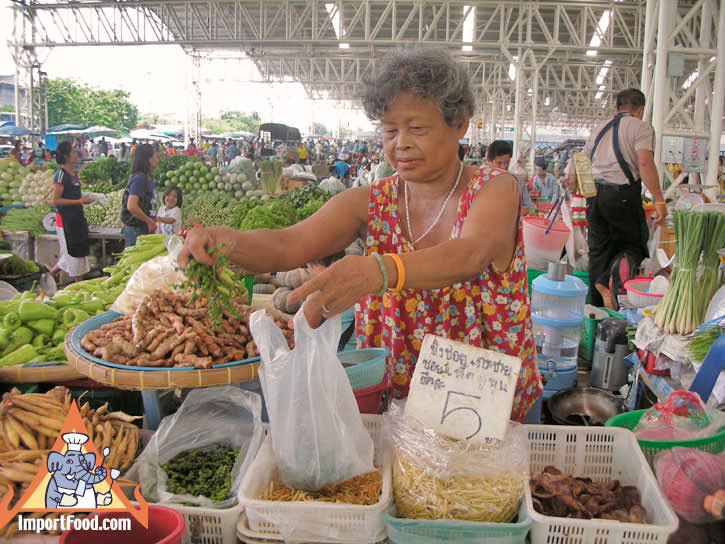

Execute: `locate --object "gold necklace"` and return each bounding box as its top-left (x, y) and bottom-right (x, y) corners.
top-left (403, 161), bottom-right (464, 245)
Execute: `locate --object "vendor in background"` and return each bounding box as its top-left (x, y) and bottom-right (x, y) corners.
top-left (9, 140), bottom-right (22, 162)
top-left (486, 140), bottom-right (536, 212)
top-left (120, 143), bottom-right (158, 247)
top-left (531, 159), bottom-right (560, 204)
top-left (179, 46), bottom-right (542, 423)
top-left (49, 141), bottom-right (93, 282)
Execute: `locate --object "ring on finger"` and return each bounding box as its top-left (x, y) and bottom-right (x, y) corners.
top-left (321, 304), bottom-right (331, 315)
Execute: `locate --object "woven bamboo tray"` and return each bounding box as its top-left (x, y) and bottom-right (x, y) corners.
top-left (64, 327), bottom-right (260, 391)
top-left (0, 361), bottom-right (80, 383)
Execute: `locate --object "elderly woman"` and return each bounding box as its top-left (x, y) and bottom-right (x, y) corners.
top-left (179, 47), bottom-right (542, 422)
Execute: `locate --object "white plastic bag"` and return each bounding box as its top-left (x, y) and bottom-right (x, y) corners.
top-left (111, 235), bottom-right (186, 314)
top-left (249, 304), bottom-right (375, 491)
top-left (125, 386), bottom-right (263, 508)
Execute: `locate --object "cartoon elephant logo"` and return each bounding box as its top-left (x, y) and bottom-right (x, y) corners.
top-left (45, 432), bottom-right (118, 509)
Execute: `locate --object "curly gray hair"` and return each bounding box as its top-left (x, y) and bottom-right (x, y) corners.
top-left (361, 47), bottom-right (475, 128)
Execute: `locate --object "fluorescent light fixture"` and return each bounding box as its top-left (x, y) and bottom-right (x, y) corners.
top-left (339, 43), bottom-right (350, 49)
top-left (587, 10), bottom-right (611, 57)
top-left (595, 59), bottom-right (613, 85)
top-left (595, 84), bottom-right (606, 100)
top-left (462, 5), bottom-right (475, 51)
top-left (682, 70), bottom-right (699, 89)
top-left (544, 96), bottom-right (550, 106)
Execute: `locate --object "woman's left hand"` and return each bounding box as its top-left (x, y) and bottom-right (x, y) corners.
top-left (288, 255), bottom-right (379, 327)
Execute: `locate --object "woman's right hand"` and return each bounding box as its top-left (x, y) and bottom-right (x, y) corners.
top-left (145, 218), bottom-right (157, 233)
top-left (80, 196), bottom-right (94, 205)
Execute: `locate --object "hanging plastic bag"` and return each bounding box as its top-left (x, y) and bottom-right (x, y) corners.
top-left (112, 235), bottom-right (186, 314)
top-left (249, 304), bottom-right (375, 491)
top-left (125, 385), bottom-right (263, 508)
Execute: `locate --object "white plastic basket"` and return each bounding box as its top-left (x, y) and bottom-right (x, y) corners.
top-left (162, 501), bottom-right (243, 544)
top-left (238, 414), bottom-right (392, 543)
top-left (524, 425), bottom-right (678, 544)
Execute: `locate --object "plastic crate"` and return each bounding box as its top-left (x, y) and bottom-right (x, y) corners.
top-left (524, 425), bottom-right (678, 544)
top-left (160, 501), bottom-right (243, 544)
top-left (605, 409), bottom-right (725, 470)
top-left (579, 306), bottom-right (624, 362)
top-left (383, 499), bottom-right (531, 544)
top-left (239, 414), bottom-right (392, 543)
top-left (339, 347), bottom-right (388, 391)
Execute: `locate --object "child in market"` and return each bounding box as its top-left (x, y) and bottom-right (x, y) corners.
top-left (155, 186), bottom-right (183, 235)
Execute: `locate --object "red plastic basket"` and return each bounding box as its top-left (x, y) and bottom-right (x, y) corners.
top-left (354, 375), bottom-right (391, 414)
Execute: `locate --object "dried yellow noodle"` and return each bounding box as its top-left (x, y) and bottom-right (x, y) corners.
top-left (259, 468), bottom-right (382, 505)
top-left (392, 450), bottom-right (522, 522)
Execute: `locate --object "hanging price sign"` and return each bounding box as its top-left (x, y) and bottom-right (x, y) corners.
top-left (405, 335), bottom-right (522, 446)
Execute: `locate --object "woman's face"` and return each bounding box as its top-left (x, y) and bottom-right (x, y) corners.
top-left (381, 91), bottom-right (468, 184)
top-left (164, 190), bottom-right (178, 208)
top-left (149, 151), bottom-right (159, 170)
top-left (69, 148), bottom-right (78, 165)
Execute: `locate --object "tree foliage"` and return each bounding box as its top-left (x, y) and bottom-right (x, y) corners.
top-left (45, 77), bottom-right (139, 131)
top-left (312, 122), bottom-right (329, 136)
top-left (203, 110), bottom-right (261, 135)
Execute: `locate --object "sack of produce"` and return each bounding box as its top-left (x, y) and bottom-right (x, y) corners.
top-left (126, 385), bottom-right (263, 508)
top-left (249, 305), bottom-right (375, 491)
top-left (112, 235), bottom-right (186, 314)
top-left (386, 401), bottom-right (528, 523)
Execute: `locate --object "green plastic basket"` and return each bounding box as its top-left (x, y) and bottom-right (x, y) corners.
top-left (579, 307), bottom-right (624, 361)
top-left (339, 347), bottom-right (388, 391)
top-left (605, 409), bottom-right (725, 470)
top-left (384, 501), bottom-right (530, 544)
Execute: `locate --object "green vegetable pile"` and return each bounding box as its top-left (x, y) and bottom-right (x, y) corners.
top-left (178, 244), bottom-right (244, 331)
top-left (87, 182), bottom-right (116, 194)
top-left (280, 185), bottom-right (333, 209)
top-left (162, 443), bottom-right (239, 503)
top-left (259, 159), bottom-right (282, 195)
top-left (84, 189), bottom-right (123, 228)
top-left (0, 206), bottom-right (51, 237)
top-left (155, 155), bottom-right (200, 189)
top-left (78, 156), bottom-right (129, 186)
top-left (239, 199), bottom-right (297, 231)
top-left (181, 192), bottom-right (247, 229)
top-left (0, 255), bottom-right (39, 277)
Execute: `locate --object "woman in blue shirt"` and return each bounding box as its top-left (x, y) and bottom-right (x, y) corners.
top-left (532, 160), bottom-right (560, 204)
top-left (120, 143), bottom-right (158, 247)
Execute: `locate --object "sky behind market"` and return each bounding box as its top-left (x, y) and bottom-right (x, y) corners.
top-left (0, 0), bottom-right (374, 136)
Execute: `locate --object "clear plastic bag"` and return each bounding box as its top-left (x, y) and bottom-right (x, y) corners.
top-left (634, 391), bottom-right (725, 441)
top-left (385, 401), bottom-right (529, 522)
top-left (112, 235), bottom-right (186, 314)
top-left (249, 304), bottom-right (375, 491)
top-left (125, 386), bottom-right (263, 508)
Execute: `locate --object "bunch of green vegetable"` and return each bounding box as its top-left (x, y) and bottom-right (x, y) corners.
top-left (181, 191), bottom-right (244, 229)
top-left (280, 185), bottom-right (333, 209)
top-left (239, 199), bottom-right (297, 231)
top-left (162, 443), bottom-right (239, 503)
top-left (697, 212), bottom-right (725, 316)
top-left (229, 198), bottom-right (265, 229)
top-left (0, 206), bottom-right (52, 237)
top-left (655, 211), bottom-right (707, 335)
top-left (84, 189), bottom-right (123, 228)
top-left (0, 255), bottom-right (39, 277)
top-left (178, 244), bottom-right (243, 331)
top-left (259, 159), bottom-right (282, 195)
top-left (688, 323), bottom-right (723, 361)
top-left (100, 234), bottom-right (171, 289)
top-left (87, 182), bottom-right (116, 194)
top-left (78, 156), bottom-right (130, 186)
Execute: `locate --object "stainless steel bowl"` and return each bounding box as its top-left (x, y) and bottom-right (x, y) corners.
top-left (548, 387), bottom-right (626, 426)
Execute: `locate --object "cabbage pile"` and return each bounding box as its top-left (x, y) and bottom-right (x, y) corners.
top-left (0, 161), bottom-right (30, 205)
top-left (83, 189), bottom-right (123, 228)
top-left (19, 169), bottom-right (55, 207)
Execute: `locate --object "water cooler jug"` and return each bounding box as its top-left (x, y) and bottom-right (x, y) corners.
top-left (590, 318), bottom-right (630, 391)
top-left (531, 261), bottom-right (587, 398)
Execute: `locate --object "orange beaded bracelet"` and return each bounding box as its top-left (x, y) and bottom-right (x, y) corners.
top-left (385, 253), bottom-right (406, 292)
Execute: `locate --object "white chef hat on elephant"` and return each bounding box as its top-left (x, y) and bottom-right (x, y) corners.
top-left (62, 432), bottom-right (88, 452)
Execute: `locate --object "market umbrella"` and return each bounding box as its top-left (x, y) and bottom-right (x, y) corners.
top-left (47, 123), bottom-right (86, 134)
top-left (0, 125), bottom-right (39, 137)
top-left (81, 126), bottom-right (120, 137)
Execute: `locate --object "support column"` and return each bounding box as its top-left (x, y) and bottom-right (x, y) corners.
top-left (528, 53), bottom-right (539, 175)
top-left (692, 0), bottom-right (712, 185)
top-left (641, 0), bottom-right (658, 121)
top-left (705, 0), bottom-right (725, 187)
top-left (651, 0), bottom-right (673, 170)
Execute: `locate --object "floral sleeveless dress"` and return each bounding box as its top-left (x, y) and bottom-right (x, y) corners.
top-left (354, 166), bottom-right (542, 422)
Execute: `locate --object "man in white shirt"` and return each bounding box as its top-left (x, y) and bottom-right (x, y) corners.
top-left (571, 88), bottom-right (666, 309)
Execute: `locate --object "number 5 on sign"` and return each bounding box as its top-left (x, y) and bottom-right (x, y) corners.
top-left (405, 334), bottom-right (523, 445)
